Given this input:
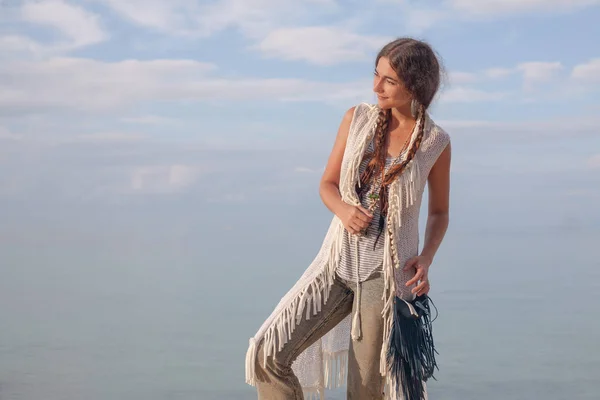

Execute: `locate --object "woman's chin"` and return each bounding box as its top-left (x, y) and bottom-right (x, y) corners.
top-left (377, 99), bottom-right (391, 109)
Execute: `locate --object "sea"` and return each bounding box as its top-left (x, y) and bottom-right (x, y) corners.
top-left (1, 201), bottom-right (599, 400)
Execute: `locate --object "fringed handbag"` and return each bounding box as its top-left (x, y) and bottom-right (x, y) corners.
top-left (387, 294), bottom-right (439, 400)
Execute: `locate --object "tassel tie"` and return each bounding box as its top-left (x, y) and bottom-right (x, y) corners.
top-left (387, 294), bottom-right (439, 400)
top-left (351, 234), bottom-right (362, 340)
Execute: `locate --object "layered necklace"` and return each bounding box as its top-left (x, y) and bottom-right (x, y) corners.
top-left (359, 123), bottom-right (414, 236)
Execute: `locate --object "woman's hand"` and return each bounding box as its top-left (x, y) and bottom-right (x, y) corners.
top-left (404, 255), bottom-right (432, 296)
top-left (338, 203), bottom-right (373, 235)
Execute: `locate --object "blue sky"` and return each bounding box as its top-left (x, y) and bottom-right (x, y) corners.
top-left (0, 0), bottom-right (599, 236)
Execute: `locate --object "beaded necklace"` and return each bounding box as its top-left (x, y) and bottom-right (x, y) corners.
top-left (359, 122), bottom-right (413, 236)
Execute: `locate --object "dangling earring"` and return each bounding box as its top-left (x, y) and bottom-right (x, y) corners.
top-left (410, 99), bottom-right (419, 118)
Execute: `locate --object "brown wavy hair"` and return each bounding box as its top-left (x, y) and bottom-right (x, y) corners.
top-left (356, 38), bottom-right (442, 238)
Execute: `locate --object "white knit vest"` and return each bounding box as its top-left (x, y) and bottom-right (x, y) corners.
top-left (246, 103), bottom-right (450, 399)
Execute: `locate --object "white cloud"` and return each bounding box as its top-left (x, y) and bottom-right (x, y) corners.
top-left (206, 193), bottom-right (247, 204)
top-left (294, 166), bottom-right (321, 173)
top-left (0, 52), bottom-right (590, 116)
top-left (405, 8), bottom-right (448, 32)
top-left (0, 1), bottom-right (107, 59)
top-left (485, 67), bottom-right (515, 79)
top-left (438, 87), bottom-right (507, 103)
top-left (0, 34), bottom-right (44, 56)
top-left (196, 0), bottom-right (296, 38)
top-left (94, 0), bottom-right (201, 35)
top-left (0, 57), bottom-right (214, 111)
top-left (449, 0), bottom-right (600, 16)
top-left (254, 27), bottom-right (389, 65)
top-left (448, 71), bottom-right (479, 85)
top-left (93, 0), bottom-right (352, 66)
top-left (64, 132), bottom-right (147, 144)
top-left (587, 154), bottom-right (600, 169)
top-left (445, 60), bottom-right (594, 102)
top-left (436, 120), bottom-right (492, 130)
top-left (378, 0), bottom-right (600, 35)
top-left (83, 0), bottom-right (600, 50)
top-left (20, 0), bottom-right (107, 49)
top-left (95, 0), bottom-right (338, 38)
top-left (130, 164), bottom-right (205, 193)
top-left (564, 189), bottom-right (600, 198)
top-left (571, 58), bottom-right (600, 83)
top-left (437, 116), bottom-right (600, 138)
top-left (0, 126), bottom-right (20, 141)
top-left (447, 61), bottom-right (567, 96)
top-left (516, 62), bottom-right (563, 89)
top-left (375, 0), bottom-right (600, 35)
top-left (121, 115), bottom-right (178, 125)
top-left (0, 127), bottom-right (146, 145)
top-left (0, 57), bottom-right (370, 113)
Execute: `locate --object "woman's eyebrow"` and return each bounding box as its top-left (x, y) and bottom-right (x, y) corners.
top-left (375, 69), bottom-right (399, 82)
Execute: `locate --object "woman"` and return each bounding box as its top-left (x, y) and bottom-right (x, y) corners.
top-left (245, 37), bottom-right (452, 400)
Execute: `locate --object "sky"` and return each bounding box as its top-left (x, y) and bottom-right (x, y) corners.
top-left (0, 0), bottom-right (599, 241)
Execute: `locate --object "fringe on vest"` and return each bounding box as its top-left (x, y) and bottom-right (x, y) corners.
top-left (245, 104), bottom-right (439, 399)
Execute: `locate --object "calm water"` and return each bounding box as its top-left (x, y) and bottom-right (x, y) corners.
top-left (1, 204), bottom-right (599, 400)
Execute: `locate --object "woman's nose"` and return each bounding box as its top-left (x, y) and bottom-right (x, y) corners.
top-left (373, 78), bottom-right (382, 92)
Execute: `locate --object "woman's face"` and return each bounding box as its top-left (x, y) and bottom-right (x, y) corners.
top-left (373, 56), bottom-right (412, 111)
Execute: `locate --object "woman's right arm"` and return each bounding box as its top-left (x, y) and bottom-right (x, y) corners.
top-left (319, 106), bottom-right (373, 235)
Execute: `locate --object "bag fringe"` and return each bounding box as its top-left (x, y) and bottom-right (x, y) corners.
top-left (384, 378), bottom-right (429, 400)
top-left (386, 296), bottom-right (438, 400)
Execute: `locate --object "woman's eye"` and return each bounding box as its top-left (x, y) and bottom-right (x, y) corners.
top-left (387, 80), bottom-right (396, 85)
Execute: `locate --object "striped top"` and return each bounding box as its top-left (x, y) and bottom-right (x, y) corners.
top-left (336, 138), bottom-right (406, 283)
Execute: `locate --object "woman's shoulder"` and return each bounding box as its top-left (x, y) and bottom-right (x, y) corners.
top-left (426, 115), bottom-right (451, 143)
top-left (421, 116), bottom-right (451, 155)
top-left (433, 124), bottom-right (451, 144)
top-left (355, 102), bottom-right (379, 115)
top-left (344, 102), bottom-right (378, 117)
top-left (345, 102), bottom-right (379, 127)
top-left (338, 103), bottom-right (379, 133)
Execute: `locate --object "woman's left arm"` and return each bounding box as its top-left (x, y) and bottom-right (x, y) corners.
top-left (421, 142), bottom-right (452, 263)
top-left (405, 142), bottom-right (452, 295)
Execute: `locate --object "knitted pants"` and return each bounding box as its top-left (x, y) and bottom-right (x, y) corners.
top-left (254, 272), bottom-right (385, 399)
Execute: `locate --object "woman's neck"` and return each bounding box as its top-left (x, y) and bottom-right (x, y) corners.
top-left (390, 105), bottom-right (416, 128)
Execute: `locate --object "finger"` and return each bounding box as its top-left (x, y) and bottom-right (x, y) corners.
top-left (412, 280), bottom-right (429, 294)
top-left (357, 219), bottom-right (370, 229)
top-left (403, 257), bottom-right (418, 271)
top-left (345, 222), bottom-right (357, 235)
top-left (351, 212), bottom-right (371, 226)
top-left (416, 282), bottom-right (430, 296)
top-left (417, 281), bottom-right (428, 293)
top-left (349, 222), bottom-right (361, 233)
top-left (405, 270), bottom-right (424, 287)
top-left (406, 269), bottom-right (424, 286)
top-left (357, 205), bottom-right (373, 218)
top-left (354, 210), bottom-right (372, 224)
